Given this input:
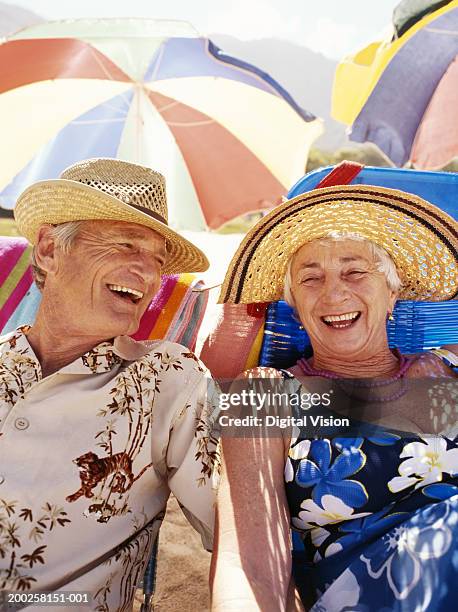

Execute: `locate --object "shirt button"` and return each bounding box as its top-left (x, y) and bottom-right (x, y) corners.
top-left (24, 371), bottom-right (36, 381)
top-left (14, 417), bottom-right (30, 430)
top-left (0, 476), bottom-right (4, 485)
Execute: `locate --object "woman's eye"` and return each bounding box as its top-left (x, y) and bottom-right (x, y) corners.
top-left (119, 242), bottom-right (133, 249)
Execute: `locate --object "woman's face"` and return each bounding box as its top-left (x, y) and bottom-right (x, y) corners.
top-left (290, 240), bottom-right (397, 360)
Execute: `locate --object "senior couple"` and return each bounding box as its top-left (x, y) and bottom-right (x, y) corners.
top-left (0, 158), bottom-right (456, 611)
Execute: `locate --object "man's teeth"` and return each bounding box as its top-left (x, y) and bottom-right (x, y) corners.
top-left (323, 311), bottom-right (359, 323)
top-left (107, 284), bottom-right (144, 299)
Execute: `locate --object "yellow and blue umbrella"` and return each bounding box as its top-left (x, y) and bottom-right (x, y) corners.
top-left (0, 18), bottom-right (322, 230)
top-left (332, 0), bottom-right (458, 168)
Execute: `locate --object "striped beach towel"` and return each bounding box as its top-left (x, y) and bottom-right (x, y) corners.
top-left (0, 236), bottom-right (207, 351)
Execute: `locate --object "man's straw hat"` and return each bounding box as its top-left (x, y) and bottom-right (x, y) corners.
top-left (219, 185), bottom-right (457, 304)
top-left (14, 158), bottom-right (209, 274)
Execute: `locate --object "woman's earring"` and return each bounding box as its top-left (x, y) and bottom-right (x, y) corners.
top-left (387, 311), bottom-right (394, 321)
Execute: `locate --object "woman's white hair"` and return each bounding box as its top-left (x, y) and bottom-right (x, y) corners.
top-left (31, 221), bottom-right (84, 291)
top-left (283, 231), bottom-right (402, 308)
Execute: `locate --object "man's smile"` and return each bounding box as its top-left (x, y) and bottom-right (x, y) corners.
top-left (106, 283), bottom-right (144, 304)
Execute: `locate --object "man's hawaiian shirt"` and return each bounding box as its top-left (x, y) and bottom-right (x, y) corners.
top-left (0, 326), bottom-right (219, 611)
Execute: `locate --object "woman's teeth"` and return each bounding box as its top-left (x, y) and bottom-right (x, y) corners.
top-left (322, 311), bottom-right (360, 328)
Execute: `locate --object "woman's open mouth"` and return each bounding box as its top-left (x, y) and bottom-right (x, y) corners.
top-left (106, 284), bottom-right (144, 305)
top-left (321, 311), bottom-right (361, 329)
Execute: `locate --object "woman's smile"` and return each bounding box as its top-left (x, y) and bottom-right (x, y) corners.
top-left (321, 311), bottom-right (361, 329)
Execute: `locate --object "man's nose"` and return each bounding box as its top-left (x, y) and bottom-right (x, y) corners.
top-left (128, 251), bottom-right (161, 282)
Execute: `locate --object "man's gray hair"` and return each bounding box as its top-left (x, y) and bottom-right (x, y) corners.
top-left (31, 221), bottom-right (84, 291)
top-left (283, 231), bottom-right (402, 307)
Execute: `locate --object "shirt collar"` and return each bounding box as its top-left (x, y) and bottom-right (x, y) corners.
top-left (0, 326), bottom-right (124, 376)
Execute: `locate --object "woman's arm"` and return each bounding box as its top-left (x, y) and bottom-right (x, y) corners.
top-left (210, 434), bottom-right (292, 611)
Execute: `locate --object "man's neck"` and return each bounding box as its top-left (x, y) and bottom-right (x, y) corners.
top-left (25, 314), bottom-right (109, 378)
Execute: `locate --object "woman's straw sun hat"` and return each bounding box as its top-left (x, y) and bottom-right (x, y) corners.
top-left (14, 158), bottom-right (209, 274)
top-left (219, 185), bottom-right (457, 304)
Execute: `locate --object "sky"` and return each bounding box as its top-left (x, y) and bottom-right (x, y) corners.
top-left (11, 0), bottom-right (401, 59)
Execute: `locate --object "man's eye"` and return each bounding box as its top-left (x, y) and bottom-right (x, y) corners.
top-left (119, 242), bottom-right (133, 249)
top-left (301, 277), bottom-right (320, 284)
top-left (347, 270), bottom-right (366, 277)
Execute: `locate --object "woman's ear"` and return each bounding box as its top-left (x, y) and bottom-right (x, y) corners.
top-left (388, 289), bottom-right (398, 314)
top-left (34, 225), bottom-right (59, 275)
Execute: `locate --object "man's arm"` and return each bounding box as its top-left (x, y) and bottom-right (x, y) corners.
top-left (210, 435), bottom-right (292, 611)
top-left (165, 373), bottom-right (220, 550)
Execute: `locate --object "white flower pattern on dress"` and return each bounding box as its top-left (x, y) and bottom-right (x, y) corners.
top-left (295, 494), bottom-right (371, 528)
top-left (285, 427), bottom-right (310, 483)
top-left (388, 436), bottom-right (458, 493)
top-left (361, 500), bottom-right (455, 601)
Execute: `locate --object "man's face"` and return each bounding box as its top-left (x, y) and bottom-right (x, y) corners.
top-left (42, 220), bottom-right (167, 339)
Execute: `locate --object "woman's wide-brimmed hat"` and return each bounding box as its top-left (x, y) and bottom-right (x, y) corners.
top-left (14, 158), bottom-right (209, 274)
top-left (219, 184), bottom-right (458, 303)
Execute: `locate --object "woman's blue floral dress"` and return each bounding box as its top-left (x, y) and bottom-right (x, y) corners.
top-left (285, 387), bottom-right (458, 611)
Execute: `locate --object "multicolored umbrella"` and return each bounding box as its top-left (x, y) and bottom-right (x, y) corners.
top-left (332, 0), bottom-right (458, 169)
top-left (0, 18), bottom-right (322, 230)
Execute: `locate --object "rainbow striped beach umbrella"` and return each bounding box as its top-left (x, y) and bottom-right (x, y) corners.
top-left (0, 18), bottom-right (322, 230)
top-left (332, 0), bottom-right (458, 169)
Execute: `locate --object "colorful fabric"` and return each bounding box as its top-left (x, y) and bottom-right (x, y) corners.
top-left (410, 54), bottom-right (458, 169)
top-left (0, 326), bottom-right (219, 609)
top-left (200, 303), bottom-right (265, 378)
top-left (332, 1), bottom-right (458, 168)
top-left (430, 348), bottom-right (458, 372)
top-left (0, 237), bottom-right (33, 332)
top-left (282, 375), bottom-right (458, 611)
top-left (0, 236), bottom-right (207, 350)
top-left (0, 19), bottom-right (322, 230)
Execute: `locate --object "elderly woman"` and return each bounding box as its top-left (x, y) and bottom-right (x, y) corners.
top-left (211, 185), bottom-right (458, 611)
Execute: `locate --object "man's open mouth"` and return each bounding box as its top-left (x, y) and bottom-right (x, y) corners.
top-left (321, 311), bottom-right (361, 329)
top-left (106, 284), bottom-right (144, 304)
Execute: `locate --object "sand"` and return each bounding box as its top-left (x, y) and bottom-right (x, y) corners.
top-left (133, 232), bottom-right (242, 612)
top-left (133, 496), bottom-right (211, 611)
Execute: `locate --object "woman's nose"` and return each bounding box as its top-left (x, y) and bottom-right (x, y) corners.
top-left (320, 275), bottom-right (349, 304)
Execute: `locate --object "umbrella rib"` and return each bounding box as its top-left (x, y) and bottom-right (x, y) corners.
top-left (72, 118), bottom-right (127, 125)
top-left (95, 102), bottom-right (130, 117)
top-left (88, 46), bottom-right (133, 111)
top-left (423, 26), bottom-right (458, 36)
top-left (146, 43), bottom-right (165, 83)
top-left (154, 100), bottom-right (181, 112)
top-left (164, 119), bottom-right (215, 127)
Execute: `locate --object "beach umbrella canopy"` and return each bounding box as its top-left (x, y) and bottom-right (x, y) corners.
top-left (332, 0), bottom-right (458, 168)
top-left (0, 18), bottom-right (322, 230)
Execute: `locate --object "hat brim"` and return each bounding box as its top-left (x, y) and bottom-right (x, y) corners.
top-left (14, 179), bottom-right (209, 274)
top-left (219, 185), bottom-right (458, 303)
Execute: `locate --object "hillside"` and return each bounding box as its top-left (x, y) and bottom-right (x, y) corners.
top-left (0, 1), bottom-right (43, 36)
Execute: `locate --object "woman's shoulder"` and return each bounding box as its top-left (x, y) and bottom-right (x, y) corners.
top-left (407, 348), bottom-right (458, 378)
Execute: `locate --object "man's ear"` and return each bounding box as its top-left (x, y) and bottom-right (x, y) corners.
top-left (34, 225), bottom-right (59, 275)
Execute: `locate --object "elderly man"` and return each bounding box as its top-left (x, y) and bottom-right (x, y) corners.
top-left (0, 159), bottom-right (219, 610)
